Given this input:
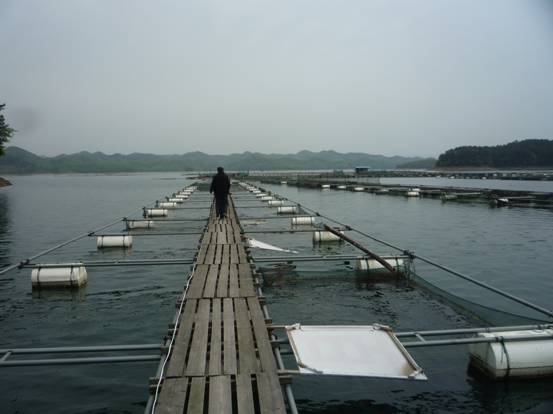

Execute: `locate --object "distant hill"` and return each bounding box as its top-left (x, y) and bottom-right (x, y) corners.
top-left (396, 158), bottom-right (437, 169)
top-left (0, 147), bottom-right (425, 173)
top-left (437, 139), bottom-right (553, 168)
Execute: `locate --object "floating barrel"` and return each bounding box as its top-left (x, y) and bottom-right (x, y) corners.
top-left (292, 216), bottom-right (315, 225)
top-left (261, 196), bottom-right (274, 201)
top-left (31, 263), bottom-right (88, 288)
top-left (280, 181), bottom-right (287, 185)
top-left (321, 184), bottom-right (331, 189)
top-left (97, 235), bottom-right (133, 248)
top-left (126, 220), bottom-right (154, 229)
top-left (406, 190), bottom-right (420, 197)
top-left (469, 330), bottom-right (553, 379)
top-left (252, 190), bottom-right (261, 194)
top-left (167, 198), bottom-right (183, 203)
top-left (353, 187), bottom-right (365, 192)
top-left (268, 200), bottom-right (284, 207)
top-left (175, 194), bottom-right (188, 199)
top-left (313, 230), bottom-right (344, 243)
top-left (158, 201), bottom-right (177, 208)
top-left (145, 208), bottom-right (168, 217)
top-left (337, 185), bottom-right (347, 190)
top-left (277, 206), bottom-right (298, 214)
top-left (256, 193), bottom-right (267, 198)
top-left (356, 258), bottom-right (404, 273)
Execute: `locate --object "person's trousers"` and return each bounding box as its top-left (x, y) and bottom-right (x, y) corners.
top-left (215, 194), bottom-right (228, 217)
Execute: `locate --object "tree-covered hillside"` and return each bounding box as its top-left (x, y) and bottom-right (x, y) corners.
top-left (0, 147), bottom-right (424, 173)
top-left (436, 140), bottom-right (553, 168)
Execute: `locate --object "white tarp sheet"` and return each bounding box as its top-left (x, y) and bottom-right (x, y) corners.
top-left (247, 237), bottom-right (298, 254)
top-left (286, 324), bottom-right (427, 380)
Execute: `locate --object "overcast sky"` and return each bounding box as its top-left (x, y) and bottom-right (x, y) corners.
top-left (1, 0), bottom-right (553, 157)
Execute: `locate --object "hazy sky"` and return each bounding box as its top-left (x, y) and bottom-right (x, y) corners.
top-left (1, 0), bottom-right (553, 157)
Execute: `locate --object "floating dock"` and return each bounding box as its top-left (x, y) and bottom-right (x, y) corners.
top-left (152, 192), bottom-right (288, 413)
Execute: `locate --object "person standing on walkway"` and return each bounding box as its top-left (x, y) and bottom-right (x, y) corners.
top-left (210, 166), bottom-right (231, 219)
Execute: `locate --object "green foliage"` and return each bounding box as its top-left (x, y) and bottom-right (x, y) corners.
top-left (0, 104), bottom-right (15, 156)
top-left (0, 147), bottom-right (426, 174)
top-left (437, 139), bottom-right (553, 168)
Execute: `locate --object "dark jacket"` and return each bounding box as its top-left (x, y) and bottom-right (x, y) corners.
top-left (210, 172), bottom-right (231, 196)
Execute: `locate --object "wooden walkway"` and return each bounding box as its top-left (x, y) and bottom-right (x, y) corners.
top-left (155, 193), bottom-right (287, 413)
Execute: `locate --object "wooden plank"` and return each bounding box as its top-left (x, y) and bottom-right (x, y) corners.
top-left (155, 377), bottom-right (189, 414)
top-left (209, 299), bottom-right (222, 375)
top-left (216, 263), bottom-right (229, 298)
top-left (214, 243), bottom-right (223, 264)
top-left (247, 297), bottom-right (277, 372)
top-left (201, 232), bottom-right (212, 245)
top-left (205, 243), bottom-right (216, 265)
top-left (237, 244), bottom-right (248, 264)
top-left (256, 372), bottom-right (286, 414)
top-left (166, 299), bottom-right (197, 377)
top-left (185, 299), bottom-right (210, 376)
top-left (230, 244), bottom-right (239, 264)
top-left (203, 264), bottom-right (219, 298)
top-left (197, 243), bottom-right (208, 263)
top-left (217, 231), bottom-right (227, 244)
top-left (208, 376), bottom-right (232, 414)
top-left (236, 373), bottom-right (255, 414)
top-left (234, 298), bottom-right (259, 373)
top-left (222, 244), bottom-right (231, 264)
top-left (187, 377), bottom-right (206, 413)
top-left (186, 265), bottom-right (209, 299)
top-left (228, 264), bottom-right (240, 297)
top-left (238, 263), bottom-right (256, 297)
top-left (223, 298), bottom-right (237, 374)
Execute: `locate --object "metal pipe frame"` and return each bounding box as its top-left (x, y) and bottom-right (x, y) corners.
top-left (253, 254), bottom-right (408, 263)
top-left (395, 324), bottom-right (553, 338)
top-left (0, 190), bottom-right (183, 276)
top-left (24, 259), bottom-right (196, 269)
top-left (0, 355), bottom-right (161, 367)
top-left (250, 183), bottom-right (553, 320)
top-left (0, 343), bottom-right (162, 355)
top-left (93, 232), bottom-right (204, 237)
top-left (402, 333), bottom-right (553, 348)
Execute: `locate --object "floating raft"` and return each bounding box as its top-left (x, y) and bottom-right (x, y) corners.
top-left (154, 196), bottom-right (287, 413)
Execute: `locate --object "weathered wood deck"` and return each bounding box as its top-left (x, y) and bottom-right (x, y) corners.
top-left (155, 193), bottom-right (287, 413)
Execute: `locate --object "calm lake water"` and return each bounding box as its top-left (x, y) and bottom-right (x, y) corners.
top-left (1, 173), bottom-right (552, 413)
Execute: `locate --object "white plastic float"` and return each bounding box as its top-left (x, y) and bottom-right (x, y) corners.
top-left (168, 198), bottom-right (183, 203)
top-left (406, 188), bottom-right (420, 197)
top-left (337, 185), bottom-right (347, 190)
top-left (126, 220), bottom-right (154, 229)
top-left (313, 230), bottom-right (344, 243)
top-left (353, 187), bottom-right (365, 192)
top-left (321, 184), bottom-right (331, 189)
top-left (356, 258), bottom-right (404, 273)
top-left (261, 196), bottom-right (274, 201)
top-left (158, 201), bottom-right (177, 209)
top-left (145, 208), bottom-right (168, 217)
top-left (277, 206), bottom-right (298, 214)
top-left (469, 329), bottom-right (553, 379)
top-left (256, 193), bottom-right (267, 198)
top-left (292, 216), bottom-right (315, 225)
top-left (31, 263), bottom-right (88, 288)
top-left (97, 235), bottom-right (133, 248)
top-left (268, 200), bottom-right (284, 207)
top-left (280, 181), bottom-right (287, 185)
